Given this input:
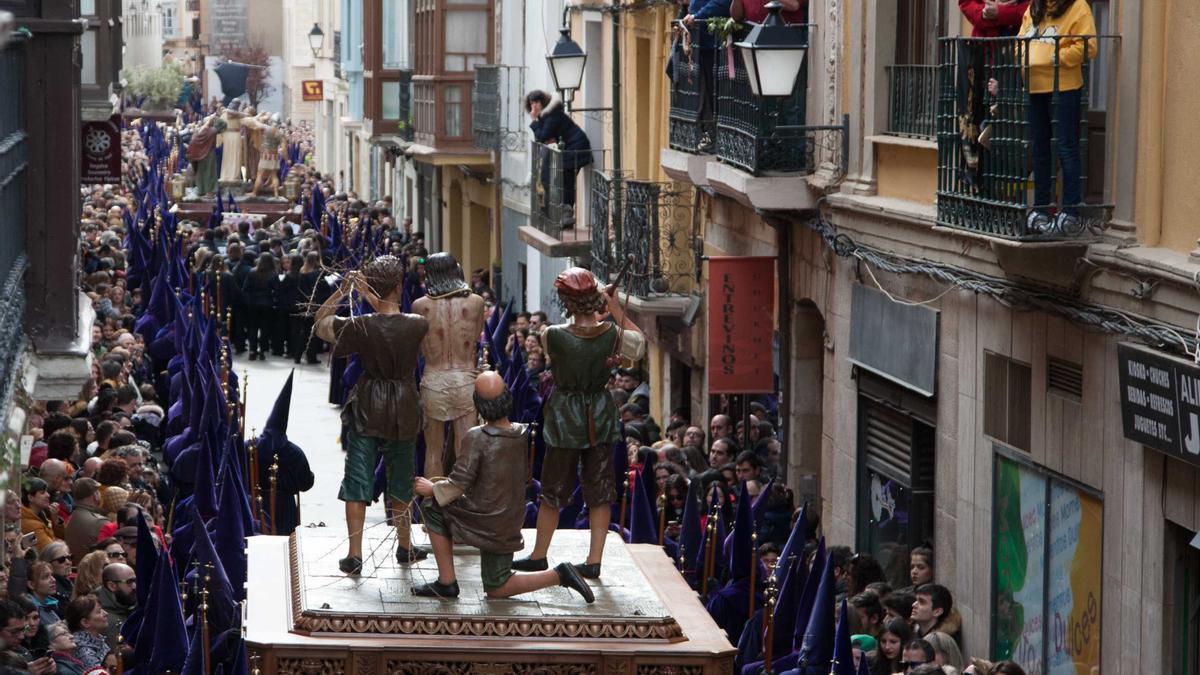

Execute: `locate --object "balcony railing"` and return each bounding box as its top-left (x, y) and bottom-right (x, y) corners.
top-left (621, 180), bottom-right (698, 299)
top-left (667, 25), bottom-right (709, 154)
top-left (0, 35), bottom-right (29, 418)
top-left (472, 65), bottom-right (500, 151)
top-left (668, 23), bottom-right (842, 178)
top-left (715, 39), bottom-right (810, 175)
top-left (397, 69), bottom-right (413, 142)
top-left (588, 168), bottom-right (621, 284)
top-left (1, 36), bottom-right (27, 296)
top-left (936, 35), bottom-right (1116, 241)
top-left (472, 65), bottom-right (526, 153)
top-left (528, 140), bottom-right (599, 245)
top-left (886, 64), bottom-right (937, 139)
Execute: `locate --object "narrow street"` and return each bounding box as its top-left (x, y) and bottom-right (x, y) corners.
top-left (235, 357), bottom-right (380, 531)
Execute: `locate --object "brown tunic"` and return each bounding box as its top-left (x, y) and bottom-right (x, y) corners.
top-left (431, 423), bottom-right (529, 553)
top-left (332, 313), bottom-right (428, 440)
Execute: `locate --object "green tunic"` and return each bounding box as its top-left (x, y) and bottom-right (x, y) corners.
top-left (542, 323), bottom-right (620, 449)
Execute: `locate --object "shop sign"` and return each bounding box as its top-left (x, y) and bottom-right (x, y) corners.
top-left (848, 284), bottom-right (939, 397)
top-left (302, 80), bottom-right (324, 101)
top-left (81, 116), bottom-right (121, 185)
top-left (1117, 342), bottom-right (1200, 467)
top-left (706, 257), bottom-right (775, 394)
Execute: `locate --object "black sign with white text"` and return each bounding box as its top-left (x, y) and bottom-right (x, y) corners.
top-left (1117, 342), bottom-right (1200, 466)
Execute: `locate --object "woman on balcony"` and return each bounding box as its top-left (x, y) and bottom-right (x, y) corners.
top-left (526, 90), bottom-right (594, 229)
top-left (1018, 0), bottom-right (1097, 234)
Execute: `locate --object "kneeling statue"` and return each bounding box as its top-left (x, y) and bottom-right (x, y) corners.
top-left (412, 371), bottom-right (594, 603)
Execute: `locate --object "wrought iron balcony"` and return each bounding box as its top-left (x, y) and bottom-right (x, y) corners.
top-left (518, 140), bottom-right (595, 257)
top-left (471, 65), bottom-right (527, 153)
top-left (935, 35), bottom-right (1116, 241)
top-left (667, 25), bottom-right (710, 154)
top-left (714, 40), bottom-right (811, 176)
top-left (586, 169), bottom-right (699, 312)
top-left (333, 31), bottom-right (342, 80)
top-left (471, 65), bottom-right (500, 151)
top-left (0, 35), bottom-right (28, 415)
top-left (397, 69), bottom-right (413, 142)
top-left (588, 168), bottom-right (621, 284)
top-left (620, 179), bottom-right (699, 301)
top-left (667, 23), bottom-right (836, 180)
top-left (886, 64), bottom-right (937, 139)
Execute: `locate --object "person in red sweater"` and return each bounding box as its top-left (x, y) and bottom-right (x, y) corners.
top-left (959, 0), bottom-right (1029, 37)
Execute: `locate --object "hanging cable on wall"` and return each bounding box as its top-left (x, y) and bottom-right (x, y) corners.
top-left (801, 205), bottom-right (1200, 359)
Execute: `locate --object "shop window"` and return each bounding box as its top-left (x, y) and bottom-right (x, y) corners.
top-left (855, 376), bottom-right (936, 590)
top-left (984, 352), bottom-right (1031, 452)
top-left (1167, 522), bottom-right (1200, 674)
top-left (992, 450), bottom-right (1102, 674)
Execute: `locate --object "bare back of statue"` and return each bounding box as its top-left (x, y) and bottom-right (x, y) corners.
top-left (414, 291), bottom-right (486, 476)
top-left (414, 293), bottom-right (484, 371)
top-left (413, 293), bottom-right (485, 422)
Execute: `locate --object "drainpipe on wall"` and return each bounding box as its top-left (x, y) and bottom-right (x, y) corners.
top-left (610, 4), bottom-right (622, 242)
top-left (765, 214), bottom-right (794, 482)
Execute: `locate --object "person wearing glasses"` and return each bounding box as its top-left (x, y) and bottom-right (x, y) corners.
top-left (0, 600), bottom-right (56, 673)
top-left (37, 542), bottom-right (74, 609)
top-left (45, 620), bottom-right (86, 675)
top-left (64, 479), bottom-right (110, 565)
top-left (901, 638), bottom-right (936, 672)
top-left (94, 564), bottom-right (135, 649)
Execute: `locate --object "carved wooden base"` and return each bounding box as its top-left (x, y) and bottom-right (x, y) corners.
top-left (287, 534), bottom-right (683, 640)
top-left (245, 534), bottom-right (734, 675)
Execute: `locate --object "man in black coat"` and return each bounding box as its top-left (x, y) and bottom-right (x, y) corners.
top-left (526, 90), bottom-right (593, 228)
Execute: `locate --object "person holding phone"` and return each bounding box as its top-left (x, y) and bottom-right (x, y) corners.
top-left (0, 600), bottom-right (56, 673)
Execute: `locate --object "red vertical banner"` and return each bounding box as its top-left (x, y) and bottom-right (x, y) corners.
top-left (707, 257), bottom-right (776, 394)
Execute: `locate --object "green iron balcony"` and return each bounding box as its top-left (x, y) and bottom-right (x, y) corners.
top-left (587, 168), bottom-right (700, 315)
top-left (519, 140), bottom-right (602, 258)
top-left (471, 65), bottom-right (526, 153)
top-left (935, 35), bottom-right (1117, 242)
top-left (886, 64), bottom-right (937, 140)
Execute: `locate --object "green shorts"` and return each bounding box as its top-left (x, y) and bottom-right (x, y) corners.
top-left (338, 429), bottom-right (415, 503)
top-left (422, 504), bottom-right (514, 591)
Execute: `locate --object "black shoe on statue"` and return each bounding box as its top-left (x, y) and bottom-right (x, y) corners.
top-left (511, 556), bottom-right (549, 572)
top-left (555, 562), bottom-right (595, 603)
top-left (572, 562), bottom-right (601, 579)
top-left (396, 545), bottom-right (429, 564)
top-left (338, 556), bottom-right (363, 575)
top-left (411, 579), bottom-right (460, 599)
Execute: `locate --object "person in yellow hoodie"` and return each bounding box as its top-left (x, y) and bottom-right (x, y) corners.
top-left (1019, 0), bottom-right (1097, 233)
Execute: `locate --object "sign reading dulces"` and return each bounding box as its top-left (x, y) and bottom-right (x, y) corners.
top-left (706, 257), bottom-right (775, 394)
top-left (1117, 341), bottom-right (1200, 466)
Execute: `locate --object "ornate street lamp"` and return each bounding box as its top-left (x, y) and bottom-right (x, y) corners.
top-left (735, 1), bottom-right (807, 98)
top-left (308, 23), bottom-right (326, 59)
top-left (546, 27), bottom-right (586, 99)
